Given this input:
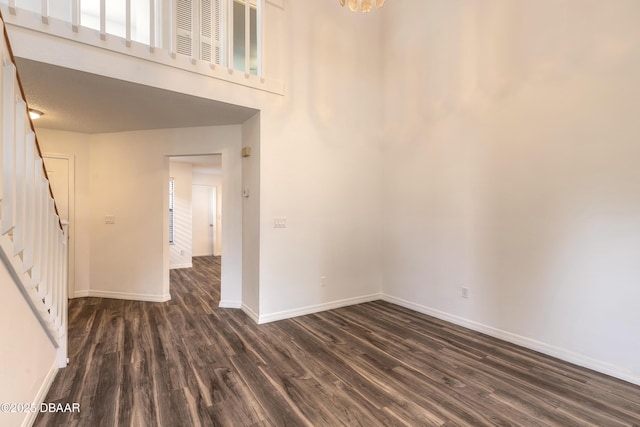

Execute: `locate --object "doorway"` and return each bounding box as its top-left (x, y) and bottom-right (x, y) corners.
top-left (43, 154), bottom-right (75, 298)
top-left (168, 154), bottom-right (223, 289)
top-left (192, 185), bottom-right (216, 257)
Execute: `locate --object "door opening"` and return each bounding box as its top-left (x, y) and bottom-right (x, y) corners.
top-left (167, 154), bottom-right (223, 301)
top-left (43, 154), bottom-right (75, 298)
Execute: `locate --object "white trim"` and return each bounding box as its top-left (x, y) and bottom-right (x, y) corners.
top-left (219, 299), bottom-right (242, 309)
top-left (241, 302), bottom-right (259, 322)
top-left (21, 360), bottom-right (58, 427)
top-left (381, 294), bottom-right (640, 387)
top-left (75, 290), bottom-right (171, 302)
top-left (258, 293), bottom-right (381, 324)
top-left (72, 289), bottom-right (90, 298)
top-left (169, 262), bottom-right (193, 270)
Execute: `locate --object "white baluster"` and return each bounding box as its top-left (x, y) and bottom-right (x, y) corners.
top-left (169, 0), bottom-right (177, 57)
top-left (50, 220), bottom-right (59, 322)
top-left (149, 0), bottom-right (155, 52)
top-left (13, 99), bottom-right (26, 256)
top-left (41, 0), bottom-right (50, 24)
top-left (72, 0), bottom-right (80, 31)
top-left (100, 0), bottom-right (106, 40)
top-left (1, 63), bottom-right (15, 236)
top-left (54, 230), bottom-right (61, 329)
top-left (23, 132), bottom-right (36, 272)
top-left (38, 181), bottom-right (49, 300)
top-left (44, 201), bottom-right (55, 311)
top-left (244, 0), bottom-right (249, 77)
top-left (125, 0), bottom-right (132, 46)
top-left (32, 159), bottom-right (44, 287)
top-left (257, 0), bottom-right (264, 79)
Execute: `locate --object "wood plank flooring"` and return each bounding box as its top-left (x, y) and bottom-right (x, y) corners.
top-left (36, 256), bottom-right (640, 426)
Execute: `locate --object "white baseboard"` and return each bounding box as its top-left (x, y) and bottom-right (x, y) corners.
top-left (72, 290), bottom-right (90, 298)
top-left (169, 263), bottom-right (192, 270)
top-left (21, 360), bottom-right (58, 427)
top-left (219, 300), bottom-right (242, 309)
top-left (258, 293), bottom-right (381, 324)
top-left (381, 294), bottom-right (640, 387)
top-left (73, 290), bottom-right (171, 302)
top-left (241, 303), bottom-right (259, 323)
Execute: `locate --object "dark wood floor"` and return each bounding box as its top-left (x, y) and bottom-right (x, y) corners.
top-left (36, 256), bottom-right (640, 426)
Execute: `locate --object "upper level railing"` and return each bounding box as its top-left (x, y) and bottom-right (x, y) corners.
top-left (0, 0), bottom-right (281, 94)
top-left (0, 10), bottom-right (68, 368)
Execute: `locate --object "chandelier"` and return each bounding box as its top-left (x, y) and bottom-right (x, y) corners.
top-left (339, 0), bottom-right (385, 13)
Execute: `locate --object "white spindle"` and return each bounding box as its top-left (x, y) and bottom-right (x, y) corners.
top-left (50, 220), bottom-right (59, 321)
top-left (1, 63), bottom-right (15, 236)
top-left (60, 223), bottom-right (68, 338)
top-left (23, 132), bottom-right (36, 271)
top-left (257, 0), bottom-right (263, 79)
top-left (227, 0), bottom-right (233, 69)
top-left (149, 0), bottom-right (155, 51)
top-left (44, 200), bottom-right (55, 311)
top-left (100, 0), bottom-right (106, 39)
top-left (72, 0), bottom-right (80, 31)
top-left (31, 158), bottom-right (43, 287)
top-left (38, 179), bottom-right (49, 299)
top-left (41, 0), bottom-right (49, 24)
top-left (13, 100), bottom-right (26, 256)
top-left (244, 0), bottom-right (249, 76)
top-left (54, 231), bottom-right (61, 328)
top-left (169, 0), bottom-right (177, 57)
top-left (125, 0), bottom-right (132, 46)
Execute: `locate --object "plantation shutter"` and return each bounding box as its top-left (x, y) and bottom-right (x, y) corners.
top-left (176, 0), bottom-right (223, 64)
top-left (214, 0), bottom-right (222, 64)
top-left (200, 0), bottom-right (213, 62)
top-left (176, 0), bottom-right (193, 57)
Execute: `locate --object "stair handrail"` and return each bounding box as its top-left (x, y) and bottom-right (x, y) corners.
top-left (0, 9), bottom-right (68, 368)
top-left (0, 9), bottom-right (62, 231)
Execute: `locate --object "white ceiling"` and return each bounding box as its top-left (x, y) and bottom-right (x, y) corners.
top-left (15, 58), bottom-right (258, 134)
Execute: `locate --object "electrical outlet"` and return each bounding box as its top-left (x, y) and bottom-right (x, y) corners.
top-left (321, 276), bottom-right (327, 287)
top-left (461, 287), bottom-right (469, 298)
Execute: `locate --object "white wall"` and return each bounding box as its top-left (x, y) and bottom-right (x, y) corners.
top-left (37, 129), bottom-right (91, 298)
top-left (192, 171), bottom-right (222, 256)
top-left (255, 1), bottom-right (384, 321)
top-left (169, 161), bottom-right (193, 268)
top-left (242, 112), bottom-right (260, 317)
top-left (91, 126), bottom-right (243, 304)
top-left (0, 261), bottom-right (57, 427)
top-left (381, 0), bottom-right (640, 384)
top-left (36, 126), bottom-right (243, 304)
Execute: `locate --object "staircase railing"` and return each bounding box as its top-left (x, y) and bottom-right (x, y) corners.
top-left (0, 10), bottom-right (67, 368)
top-left (0, 0), bottom-right (281, 94)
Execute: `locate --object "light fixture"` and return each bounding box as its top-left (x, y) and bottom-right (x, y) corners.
top-left (29, 109), bottom-right (44, 120)
top-left (339, 0), bottom-right (385, 13)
